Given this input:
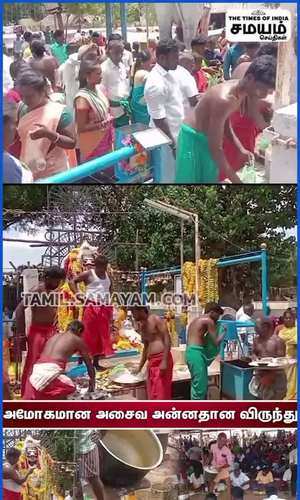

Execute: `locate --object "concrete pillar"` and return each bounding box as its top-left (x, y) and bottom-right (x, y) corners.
top-left (120, 3), bottom-right (127, 42)
top-left (275, 4), bottom-right (297, 108)
top-left (105, 3), bottom-right (113, 38)
top-left (267, 103), bottom-right (297, 183)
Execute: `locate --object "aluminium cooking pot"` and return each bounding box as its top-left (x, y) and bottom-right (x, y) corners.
top-left (99, 429), bottom-right (163, 487)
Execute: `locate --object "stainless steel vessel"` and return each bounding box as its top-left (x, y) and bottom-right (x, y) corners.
top-left (99, 430), bottom-right (163, 487)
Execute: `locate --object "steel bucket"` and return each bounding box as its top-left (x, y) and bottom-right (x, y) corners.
top-left (99, 430), bottom-right (163, 487)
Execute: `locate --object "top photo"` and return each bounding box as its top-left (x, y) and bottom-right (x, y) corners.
top-left (3, 2), bottom-right (297, 185)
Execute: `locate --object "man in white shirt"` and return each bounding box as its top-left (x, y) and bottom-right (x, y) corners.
top-left (57, 43), bottom-right (80, 111)
top-left (230, 463), bottom-right (250, 490)
top-left (101, 40), bottom-right (131, 127)
top-left (236, 297), bottom-right (253, 320)
top-left (173, 52), bottom-right (199, 116)
top-left (107, 33), bottom-right (132, 73)
top-left (144, 39), bottom-right (184, 182)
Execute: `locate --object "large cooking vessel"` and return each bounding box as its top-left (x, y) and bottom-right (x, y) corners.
top-left (99, 430), bottom-right (163, 487)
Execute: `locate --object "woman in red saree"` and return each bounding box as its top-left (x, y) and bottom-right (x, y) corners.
top-left (74, 59), bottom-right (114, 165)
top-left (16, 69), bottom-right (76, 180)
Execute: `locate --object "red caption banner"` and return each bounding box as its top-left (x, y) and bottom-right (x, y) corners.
top-left (3, 401), bottom-right (297, 428)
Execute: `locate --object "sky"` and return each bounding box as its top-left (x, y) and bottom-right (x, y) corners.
top-left (3, 225), bottom-right (297, 271)
top-left (3, 227), bottom-right (45, 270)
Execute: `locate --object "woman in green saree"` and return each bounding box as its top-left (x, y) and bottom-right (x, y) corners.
top-left (130, 50), bottom-right (152, 125)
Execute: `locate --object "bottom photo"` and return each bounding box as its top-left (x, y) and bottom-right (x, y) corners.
top-left (3, 428), bottom-right (297, 500)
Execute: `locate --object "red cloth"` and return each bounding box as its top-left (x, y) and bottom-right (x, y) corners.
top-left (193, 70), bottom-right (208, 93)
top-left (221, 111), bottom-right (260, 181)
top-left (23, 355), bottom-right (75, 400)
top-left (98, 35), bottom-right (106, 47)
top-left (6, 88), bottom-right (21, 103)
top-left (147, 351), bottom-right (173, 400)
top-left (3, 490), bottom-right (22, 500)
top-left (8, 133), bottom-right (21, 159)
top-left (221, 101), bottom-right (273, 180)
top-left (21, 323), bottom-right (57, 397)
top-left (83, 303), bottom-right (114, 357)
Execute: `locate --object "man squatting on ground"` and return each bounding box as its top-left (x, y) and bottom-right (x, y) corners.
top-left (24, 320), bottom-right (95, 400)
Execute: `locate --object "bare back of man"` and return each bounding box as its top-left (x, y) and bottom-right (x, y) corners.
top-left (185, 80), bottom-right (241, 134)
top-left (187, 316), bottom-right (217, 346)
top-left (29, 283), bottom-right (58, 326)
top-left (42, 332), bottom-right (85, 361)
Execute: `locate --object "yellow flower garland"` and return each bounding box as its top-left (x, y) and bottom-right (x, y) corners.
top-left (182, 259), bottom-right (219, 304)
top-left (57, 248), bottom-right (86, 332)
top-left (17, 442), bottom-right (55, 499)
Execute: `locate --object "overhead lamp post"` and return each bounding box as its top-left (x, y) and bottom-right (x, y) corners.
top-left (144, 199), bottom-right (200, 310)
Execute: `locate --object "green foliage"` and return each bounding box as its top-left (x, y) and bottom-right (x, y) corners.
top-left (40, 431), bottom-right (75, 494)
top-left (3, 185), bottom-right (48, 230)
top-left (4, 4), bottom-right (46, 24)
top-left (41, 430), bottom-right (75, 462)
top-left (4, 2), bottom-right (157, 27)
top-left (3, 185), bottom-right (297, 291)
top-left (64, 3), bottom-right (105, 18)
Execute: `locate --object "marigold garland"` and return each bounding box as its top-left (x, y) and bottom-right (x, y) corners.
top-left (182, 259), bottom-right (219, 304)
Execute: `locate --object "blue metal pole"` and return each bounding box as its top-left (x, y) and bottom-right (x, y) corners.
top-left (140, 269), bottom-right (146, 305)
top-left (35, 146), bottom-right (136, 184)
top-left (217, 255), bottom-right (262, 267)
top-left (120, 3), bottom-right (127, 42)
top-left (261, 248), bottom-right (269, 315)
top-left (105, 3), bottom-right (113, 38)
top-left (144, 267), bottom-right (181, 278)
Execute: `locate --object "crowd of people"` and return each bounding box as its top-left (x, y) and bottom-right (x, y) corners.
top-left (3, 24), bottom-right (278, 184)
top-left (3, 244), bottom-right (297, 404)
top-left (175, 431), bottom-right (297, 499)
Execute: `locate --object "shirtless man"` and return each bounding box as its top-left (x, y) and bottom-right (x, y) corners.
top-left (131, 306), bottom-right (173, 400)
top-left (23, 320), bottom-right (95, 400)
top-left (231, 44), bottom-right (277, 80)
top-left (29, 40), bottom-right (59, 91)
top-left (250, 316), bottom-right (287, 400)
top-left (15, 266), bottom-right (66, 397)
top-left (69, 255), bottom-right (114, 368)
top-left (186, 303), bottom-right (225, 400)
top-left (224, 44), bottom-right (276, 180)
top-left (3, 447), bottom-right (34, 500)
top-left (176, 55), bottom-right (276, 184)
